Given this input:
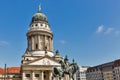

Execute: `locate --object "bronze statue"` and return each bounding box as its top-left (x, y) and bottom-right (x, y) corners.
top-left (53, 55), bottom-right (79, 80)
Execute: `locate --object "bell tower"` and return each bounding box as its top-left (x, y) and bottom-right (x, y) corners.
top-left (22, 5), bottom-right (54, 64)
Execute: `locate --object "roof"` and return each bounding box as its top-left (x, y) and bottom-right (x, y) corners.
top-left (0, 67), bottom-right (20, 74)
top-left (31, 5), bottom-right (48, 23)
top-left (0, 68), bottom-right (4, 74)
top-left (7, 67), bottom-right (20, 74)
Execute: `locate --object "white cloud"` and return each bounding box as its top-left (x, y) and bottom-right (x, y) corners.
top-left (96, 25), bottom-right (104, 33)
top-left (59, 40), bottom-right (66, 44)
top-left (104, 28), bottom-right (114, 34)
top-left (115, 31), bottom-right (120, 36)
top-left (0, 40), bottom-right (9, 46)
top-left (96, 25), bottom-right (120, 36)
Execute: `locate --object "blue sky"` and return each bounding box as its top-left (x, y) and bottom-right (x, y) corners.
top-left (0, 0), bottom-right (120, 67)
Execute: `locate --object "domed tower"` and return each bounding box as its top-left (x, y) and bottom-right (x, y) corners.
top-left (22, 5), bottom-right (54, 64)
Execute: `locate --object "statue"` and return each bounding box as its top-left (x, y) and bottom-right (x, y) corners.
top-left (63, 55), bottom-right (70, 73)
top-left (68, 59), bottom-right (79, 80)
top-left (44, 46), bottom-right (47, 54)
top-left (53, 55), bottom-right (79, 80)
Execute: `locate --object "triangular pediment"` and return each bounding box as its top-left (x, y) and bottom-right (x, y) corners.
top-left (28, 57), bottom-right (61, 66)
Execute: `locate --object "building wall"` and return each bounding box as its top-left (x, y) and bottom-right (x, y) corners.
top-left (76, 66), bottom-right (89, 80)
top-left (114, 67), bottom-right (120, 80)
top-left (86, 59), bottom-right (120, 80)
top-left (0, 67), bottom-right (21, 80)
top-left (0, 74), bottom-right (21, 80)
top-left (86, 66), bottom-right (103, 80)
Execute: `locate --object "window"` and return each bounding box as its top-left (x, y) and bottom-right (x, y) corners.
top-left (26, 74), bottom-right (30, 78)
top-left (26, 58), bottom-right (29, 61)
top-left (41, 24), bottom-right (43, 26)
top-left (35, 74), bottom-right (39, 77)
top-left (35, 24), bottom-right (38, 26)
top-left (36, 44), bottom-right (38, 50)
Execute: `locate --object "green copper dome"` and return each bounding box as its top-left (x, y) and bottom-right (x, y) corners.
top-left (31, 5), bottom-right (48, 22)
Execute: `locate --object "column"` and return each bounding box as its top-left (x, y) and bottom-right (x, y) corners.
top-left (51, 39), bottom-right (53, 52)
top-left (56, 76), bottom-right (59, 80)
top-left (31, 36), bottom-right (34, 50)
top-left (32, 71), bottom-right (35, 80)
top-left (64, 74), bottom-right (69, 80)
top-left (73, 73), bottom-right (76, 80)
top-left (28, 37), bottom-right (32, 51)
top-left (49, 37), bottom-right (51, 51)
top-left (38, 35), bottom-right (41, 50)
top-left (67, 75), bottom-right (69, 80)
top-left (45, 35), bottom-right (47, 47)
top-left (27, 37), bottom-right (29, 50)
top-left (41, 71), bottom-right (44, 80)
top-left (22, 72), bottom-right (25, 80)
top-left (49, 71), bottom-right (52, 80)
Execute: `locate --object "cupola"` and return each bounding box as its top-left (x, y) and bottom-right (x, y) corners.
top-left (31, 5), bottom-right (47, 23)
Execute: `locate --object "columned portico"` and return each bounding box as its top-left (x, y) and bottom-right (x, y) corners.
top-left (22, 70), bottom-right (54, 80)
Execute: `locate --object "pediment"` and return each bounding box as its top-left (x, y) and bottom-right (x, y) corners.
top-left (28, 57), bottom-right (61, 66)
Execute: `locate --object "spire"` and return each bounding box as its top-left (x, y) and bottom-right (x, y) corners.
top-left (38, 4), bottom-right (41, 13)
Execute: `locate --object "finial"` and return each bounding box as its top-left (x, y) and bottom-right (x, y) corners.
top-left (65, 55), bottom-right (68, 61)
top-left (72, 59), bottom-right (75, 63)
top-left (56, 50), bottom-right (59, 54)
top-left (38, 4), bottom-right (41, 13)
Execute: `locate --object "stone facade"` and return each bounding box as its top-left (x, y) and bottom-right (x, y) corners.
top-left (76, 66), bottom-right (89, 80)
top-left (86, 59), bottom-right (120, 80)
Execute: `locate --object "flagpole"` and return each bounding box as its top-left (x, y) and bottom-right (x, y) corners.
top-left (4, 64), bottom-right (6, 80)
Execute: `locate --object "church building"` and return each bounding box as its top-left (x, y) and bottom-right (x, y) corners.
top-left (21, 5), bottom-right (62, 80)
top-left (0, 5), bottom-right (78, 80)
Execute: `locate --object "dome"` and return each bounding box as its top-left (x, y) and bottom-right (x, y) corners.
top-left (31, 5), bottom-right (48, 22)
